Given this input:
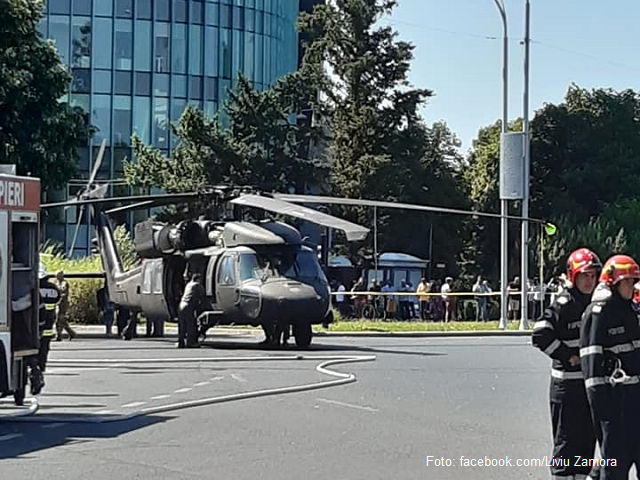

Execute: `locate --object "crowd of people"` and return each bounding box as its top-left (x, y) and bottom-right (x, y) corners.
top-left (330, 274), bottom-right (568, 322)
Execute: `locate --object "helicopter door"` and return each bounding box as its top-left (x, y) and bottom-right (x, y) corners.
top-left (216, 254), bottom-right (240, 319)
top-left (139, 259), bottom-right (171, 321)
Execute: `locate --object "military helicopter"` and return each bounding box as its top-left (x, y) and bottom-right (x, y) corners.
top-left (41, 145), bottom-right (370, 348)
top-left (42, 143), bottom-right (551, 349)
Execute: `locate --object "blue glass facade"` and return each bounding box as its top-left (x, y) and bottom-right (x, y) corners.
top-left (38, 0), bottom-right (301, 256)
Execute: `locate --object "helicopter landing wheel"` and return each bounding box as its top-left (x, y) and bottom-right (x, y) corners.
top-left (293, 323), bottom-right (312, 349)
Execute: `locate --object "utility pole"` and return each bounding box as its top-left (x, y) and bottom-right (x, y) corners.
top-left (519, 0), bottom-right (531, 330)
top-left (493, 0), bottom-right (510, 330)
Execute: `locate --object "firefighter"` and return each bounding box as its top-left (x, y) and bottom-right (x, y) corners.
top-left (38, 264), bottom-right (58, 373)
top-left (532, 248), bottom-right (601, 480)
top-left (177, 273), bottom-right (204, 348)
top-left (580, 254), bottom-right (640, 480)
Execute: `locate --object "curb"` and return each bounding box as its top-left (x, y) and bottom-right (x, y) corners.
top-left (69, 327), bottom-right (532, 339)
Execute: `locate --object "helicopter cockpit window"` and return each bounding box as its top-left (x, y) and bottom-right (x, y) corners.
top-left (294, 251), bottom-right (326, 280)
top-left (217, 255), bottom-right (236, 286)
top-left (239, 254), bottom-right (260, 282)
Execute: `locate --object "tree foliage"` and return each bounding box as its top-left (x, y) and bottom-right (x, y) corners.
top-left (0, 0), bottom-right (91, 193)
top-left (298, 0), bottom-right (466, 266)
top-left (463, 85), bottom-right (640, 280)
top-left (125, 74), bottom-right (325, 194)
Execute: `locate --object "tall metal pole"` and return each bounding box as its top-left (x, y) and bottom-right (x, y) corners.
top-left (493, 0), bottom-right (509, 329)
top-left (373, 206), bottom-right (378, 280)
top-left (519, 0), bottom-right (531, 330)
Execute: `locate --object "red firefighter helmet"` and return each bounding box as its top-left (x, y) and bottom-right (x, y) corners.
top-left (633, 282), bottom-right (640, 304)
top-left (566, 248), bottom-right (602, 284)
top-left (599, 255), bottom-right (640, 286)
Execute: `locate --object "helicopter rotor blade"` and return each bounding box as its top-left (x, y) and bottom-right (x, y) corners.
top-left (87, 139), bottom-right (107, 189)
top-left (68, 204), bottom-right (85, 257)
top-left (230, 194), bottom-right (370, 241)
top-left (275, 194), bottom-right (548, 225)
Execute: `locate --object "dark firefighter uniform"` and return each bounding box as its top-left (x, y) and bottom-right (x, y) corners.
top-left (580, 255), bottom-right (640, 480)
top-left (532, 247), bottom-right (601, 480)
top-left (533, 288), bottom-right (596, 479)
top-left (39, 277), bottom-right (60, 373)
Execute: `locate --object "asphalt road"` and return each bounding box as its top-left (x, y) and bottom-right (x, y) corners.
top-left (0, 333), bottom-right (600, 479)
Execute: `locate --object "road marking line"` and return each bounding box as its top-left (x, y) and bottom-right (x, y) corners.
top-left (174, 388), bottom-right (192, 393)
top-left (150, 394), bottom-right (171, 400)
top-left (95, 410), bottom-right (115, 415)
top-left (0, 434), bottom-right (23, 442)
top-left (42, 423), bottom-right (65, 429)
top-left (210, 376), bottom-right (224, 381)
top-left (193, 382), bottom-right (210, 387)
top-left (121, 402), bottom-right (147, 408)
top-left (231, 374), bottom-right (247, 383)
top-left (316, 398), bottom-right (379, 413)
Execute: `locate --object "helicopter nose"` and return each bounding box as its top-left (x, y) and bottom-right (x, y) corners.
top-left (260, 281), bottom-right (328, 322)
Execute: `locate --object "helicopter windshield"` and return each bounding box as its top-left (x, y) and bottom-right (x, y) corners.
top-left (242, 250), bottom-right (326, 282)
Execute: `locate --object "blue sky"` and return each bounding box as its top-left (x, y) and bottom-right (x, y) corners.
top-left (383, 0), bottom-right (640, 153)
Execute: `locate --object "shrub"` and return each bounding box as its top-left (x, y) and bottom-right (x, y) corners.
top-left (39, 226), bottom-right (140, 325)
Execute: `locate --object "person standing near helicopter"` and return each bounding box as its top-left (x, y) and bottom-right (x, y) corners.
top-left (178, 273), bottom-right (204, 348)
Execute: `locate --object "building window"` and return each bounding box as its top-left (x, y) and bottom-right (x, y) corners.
top-left (73, 0), bottom-right (91, 15)
top-left (95, 0), bottom-right (113, 16)
top-left (71, 69), bottom-right (91, 93)
top-left (154, 23), bottom-right (170, 73)
top-left (244, 32), bottom-right (255, 80)
top-left (191, 1), bottom-right (204, 25)
top-left (116, 0), bottom-right (133, 18)
top-left (245, 8), bottom-right (255, 32)
top-left (172, 75), bottom-right (187, 98)
top-left (49, 16), bottom-right (70, 66)
top-left (115, 71), bottom-right (132, 94)
top-left (171, 24), bottom-right (187, 74)
top-left (175, 0), bottom-right (188, 23)
top-left (206, 2), bottom-right (219, 25)
top-left (136, 0), bottom-right (152, 19)
top-left (135, 72), bottom-right (151, 95)
top-left (71, 17), bottom-right (91, 68)
top-left (115, 20), bottom-right (133, 70)
top-left (70, 93), bottom-right (90, 115)
top-left (92, 95), bottom-right (112, 145)
top-left (189, 76), bottom-right (202, 100)
top-left (153, 98), bottom-right (169, 148)
top-left (220, 28), bottom-right (231, 79)
top-left (233, 6), bottom-right (244, 30)
top-left (133, 96), bottom-right (151, 144)
top-left (188, 25), bottom-right (203, 75)
top-left (49, 0), bottom-right (70, 15)
top-left (93, 70), bottom-right (112, 94)
top-left (204, 77), bottom-right (217, 102)
top-left (220, 5), bottom-right (232, 29)
top-left (154, 74), bottom-right (170, 97)
top-left (231, 29), bottom-right (243, 81)
top-left (204, 26), bottom-right (219, 77)
top-left (170, 98), bottom-right (187, 147)
top-left (93, 18), bottom-right (112, 69)
top-left (255, 33), bottom-right (263, 85)
top-left (156, 0), bottom-right (170, 21)
top-left (134, 20), bottom-right (152, 71)
top-left (113, 96), bottom-right (132, 146)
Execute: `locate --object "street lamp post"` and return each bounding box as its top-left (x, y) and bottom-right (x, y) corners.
top-left (519, 0), bottom-right (531, 330)
top-left (493, 0), bottom-right (510, 330)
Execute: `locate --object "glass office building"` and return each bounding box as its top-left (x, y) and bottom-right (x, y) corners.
top-left (38, 0), bottom-right (300, 256)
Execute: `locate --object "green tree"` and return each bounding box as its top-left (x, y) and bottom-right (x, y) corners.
top-left (298, 0), bottom-right (465, 266)
top-left (0, 0), bottom-right (91, 193)
top-left (125, 74), bottom-right (324, 195)
top-left (463, 85), bottom-right (640, 279)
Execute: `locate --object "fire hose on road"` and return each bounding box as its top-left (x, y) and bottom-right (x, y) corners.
top-left (0, 354), bottom-right (376, 424)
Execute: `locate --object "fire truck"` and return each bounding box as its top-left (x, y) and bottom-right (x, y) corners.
top-left (0, 172), bottom-right (41, 405)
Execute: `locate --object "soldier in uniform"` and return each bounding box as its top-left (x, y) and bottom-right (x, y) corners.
top-left (55, 271), bottom-right (76, 341)
top-left (532, 248), bottom-right (602, 480)
top-left (581, 255), bottom-right (640, 480)
top-left (178, 273), bottom-right (204, 348)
